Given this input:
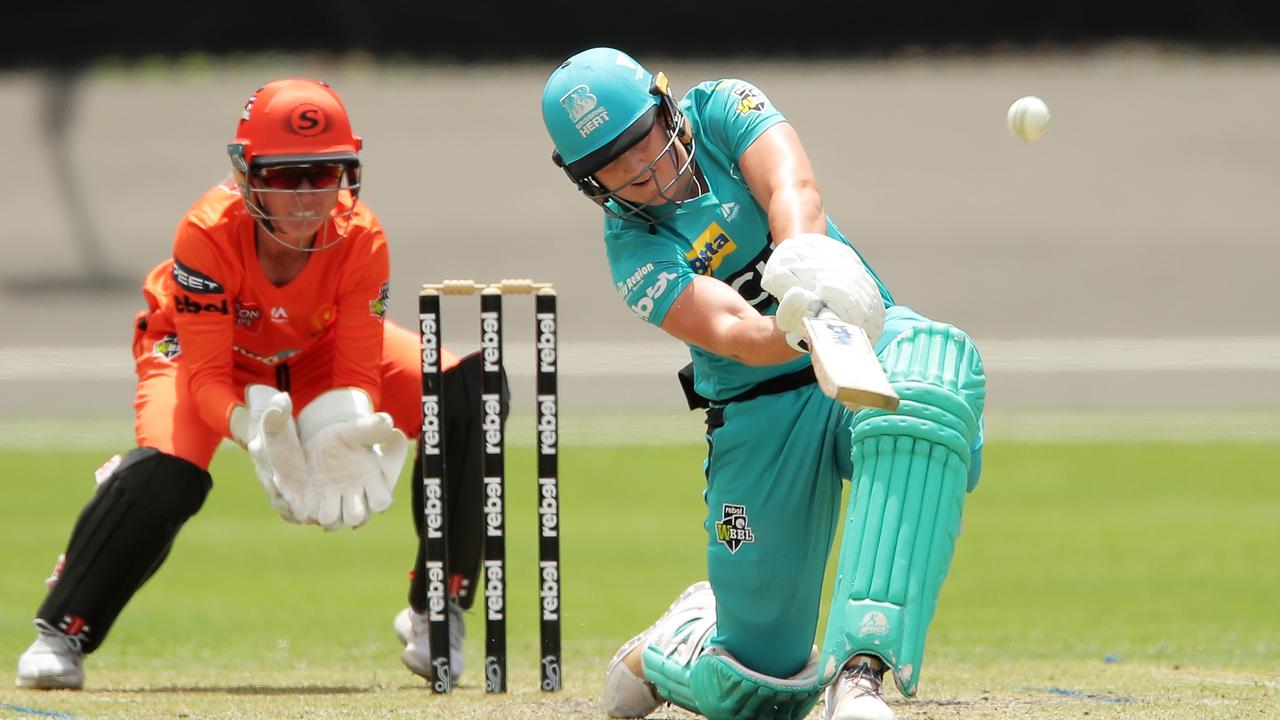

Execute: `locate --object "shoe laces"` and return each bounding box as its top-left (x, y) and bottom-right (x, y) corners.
top-left (837, 659), bottom-right (885, 701)
top-left (33, 619), bottom-right (83, 655)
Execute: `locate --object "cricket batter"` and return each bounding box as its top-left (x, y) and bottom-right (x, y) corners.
top-left (14, 78), bottom-right (500, 690)
top-left (541, 49), bottom-right (987, 720)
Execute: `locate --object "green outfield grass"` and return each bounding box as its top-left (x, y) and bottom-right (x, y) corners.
top-left (1, 441), bottom-right (1277, 718)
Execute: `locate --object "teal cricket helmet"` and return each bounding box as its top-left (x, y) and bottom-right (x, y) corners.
top-left (541, 47), bottom-right (698, 223)
top-left (542, 47), bottom-right (661, 180)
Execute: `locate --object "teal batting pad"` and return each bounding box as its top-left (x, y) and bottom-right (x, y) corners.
top-left (821, 322), bottom-right (986, 697)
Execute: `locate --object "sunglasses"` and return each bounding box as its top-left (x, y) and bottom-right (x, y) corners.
top-left (252, 164), bottom-right (347, 190)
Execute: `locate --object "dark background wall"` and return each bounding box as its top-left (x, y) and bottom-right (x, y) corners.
top-left (9, 1), bottom-right (1280, 67)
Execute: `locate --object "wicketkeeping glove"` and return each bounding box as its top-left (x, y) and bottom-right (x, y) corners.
top-left (296, 388), bottom-right (408, 531)
top-left (230, 385), bottom-right (310, 524)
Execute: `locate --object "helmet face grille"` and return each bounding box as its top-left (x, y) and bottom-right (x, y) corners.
top-left (574, 96), bottom-right (701, 224)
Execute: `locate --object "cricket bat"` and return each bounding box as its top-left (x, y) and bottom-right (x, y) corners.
top-left (803, 313), bottom-right (900, 412)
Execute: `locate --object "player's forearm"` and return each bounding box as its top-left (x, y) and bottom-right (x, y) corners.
top-left (767, 180), bottom-right (826, 244)
top-left (714, 316), bottom-right (801, 367)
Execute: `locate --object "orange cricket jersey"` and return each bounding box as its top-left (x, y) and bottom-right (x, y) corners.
top-left (139, 180), bottom-right (392, 436)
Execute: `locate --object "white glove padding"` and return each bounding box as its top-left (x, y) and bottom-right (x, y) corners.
top-left (231, 385), bottom-right (309, 524)
top-left (761, 234), bottom-right (886, 346)
top-left (297, 389), bottom-right (408, 531)
top-left (774, 286), bottom-right (823, 353)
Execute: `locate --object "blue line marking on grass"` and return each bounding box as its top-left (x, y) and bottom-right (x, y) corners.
top-left (1045, 687), bottom-right (1132, 703)
top-left (0, 701), bottom-right (77, 718)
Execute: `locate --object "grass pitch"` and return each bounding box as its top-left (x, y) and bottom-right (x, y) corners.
top-left (1, 437), bottom-right (1277, 718)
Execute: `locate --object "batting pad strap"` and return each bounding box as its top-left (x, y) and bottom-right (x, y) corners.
top-left (822, 322), bottom-right (986, 697)
top-left (687, 646), bottom-right (822, 720)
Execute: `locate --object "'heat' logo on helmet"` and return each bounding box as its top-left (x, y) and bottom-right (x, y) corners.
top-left (560, 85), bottom-right (597, 123)
top-left (561, 85), bottom-right (609, 138)
top-left (289, 103), bottom-right (327, 136)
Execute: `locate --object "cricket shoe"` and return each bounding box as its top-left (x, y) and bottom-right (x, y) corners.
top-left (602, 580), bottom-right (716, 718)
top-left (395, 602), bottom-right (465, 683)
top-left (823, 655), bottom-right (894, 720)
top-left (15, 622), bottom-right (84, 690)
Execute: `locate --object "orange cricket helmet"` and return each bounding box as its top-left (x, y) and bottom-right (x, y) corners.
top-left (227, 78), bottom-right (362, 170)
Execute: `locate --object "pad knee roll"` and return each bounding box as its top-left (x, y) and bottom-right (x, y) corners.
top-left (645, 643), bottom-right (822, 720)
top-left (37, 447), bottom-right (211, 652)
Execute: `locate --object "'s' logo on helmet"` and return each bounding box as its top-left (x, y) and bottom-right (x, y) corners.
top-left (289, 104), bottom-right (327, 136)
top-left (560, 85), bottom-right (597, 123)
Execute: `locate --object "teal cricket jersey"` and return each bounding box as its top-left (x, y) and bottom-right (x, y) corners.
top-left (604, 79), bottom-right (894, 401)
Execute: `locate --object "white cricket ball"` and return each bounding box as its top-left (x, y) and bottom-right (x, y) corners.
top-left (1007, 96), bottom-right (1050, 142)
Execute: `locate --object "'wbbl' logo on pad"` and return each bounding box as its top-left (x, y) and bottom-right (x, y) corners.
top-left (714, 504), bottom-right (755, 554)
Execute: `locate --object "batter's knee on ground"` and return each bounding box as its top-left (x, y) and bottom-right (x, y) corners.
top-left (707, 564), bottom-right (820, 679)
top-left (689, 646), bottom-right (822, 720)
top-left (37, 447), bottom-right (212, 653)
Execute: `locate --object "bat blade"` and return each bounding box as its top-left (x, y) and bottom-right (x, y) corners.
top-left (803, 315), bottom-right (900, 412)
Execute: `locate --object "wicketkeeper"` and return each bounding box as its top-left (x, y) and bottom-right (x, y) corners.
top-left (15, 78), bottom-right (498, 691)
top-left (541, 49), bottom-right (987, 720)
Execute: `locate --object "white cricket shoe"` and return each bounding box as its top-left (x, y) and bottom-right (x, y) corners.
top-left (394, 602), bottom-right (465, 683)
top-left (823, 655), bottom-right (895, 720)
top-left (15, 624), bottom-right (84, 690)
top-left (602, 581), bottom-right (716, 718)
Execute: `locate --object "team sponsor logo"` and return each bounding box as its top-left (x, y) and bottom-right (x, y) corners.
top-left (421, 395), bottom-right (441, 455)
top-left (484, 560), bottom-right (505, 620)
top-left (537, 395), bottom-right (557, 456)
top-left (481, 311), bottom-right (501, 372)
top-left (714, 503), bottom-right (755, 554)
top-left (859, 611), bottom-right (891, 638)
top-left (724, 244), bottom-right (774, 310)
top-left (616, 262), bottom-right (654, 298)
top-left (541, 655), bottom-right (562, 692)
top-left (369, 282), bottom-right (389, 320)
top-left (289, 103), bottom-right (327, 136)
top-left (686, 221), bottom-right (738, 275)
top-left (175, 295), bottom-right (228, 315)
top-left (732, 83), bottom-right (769, 115)
top-left (423, 472), bottom-right (444, 537)
top-left (536, 313), bottom-right (556, 373)
top-left (270, 306), bottom-right (289, 324)
top-left (538, 476), bottom-right (558, 537)
top-left (484, 474), bottom-right (503, 538)
top-left (560, 84), bottom-right (609, 138)
top-left (720, 202), bottom-right (739, 222)
top-left (540, 560), bottom-right (560, 620)
top-left (628, 270), bottom-right (679, 321)
top-left (420, 312), bottom-right (439, 373)
top-left (425, 560), bottom-right (447, 622)
top-left (482, 392), bottom-right (503, 455)
top-left (152, 334), bottom-right (181, 360)
top-left (232, 345), bottom-right (299, 366)
top-left (172, 258), bottom-right (223, 294)
top-left (234, 301), bottom-right (263, 333)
